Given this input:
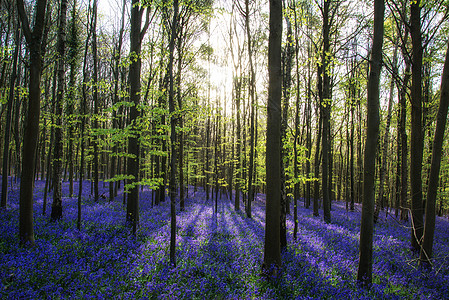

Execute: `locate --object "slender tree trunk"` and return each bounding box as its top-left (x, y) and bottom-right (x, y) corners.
top-left (92, 0), bottom-right (99, 202)
top-left (109, 0), bottom-right (125, 201)
top-left (177, 26), bottom-right (185, 211)
top-left (245, 0), bottom-right (256, 219)
top-left (279, 8), bottom-right (293, 250)
top-left (51, 0), bottom-right (68, 221)
top-left (1, 28), bottom-right (20, 209)
top-left (235, 78), bottom-right (242, 211)
top-left (357, 0), bottom-right (384, 287)
top-left (374, 43), bottom-right (397, 223)
top-left (168, 0), bottom-right (179, 267)
top-left (314, 109), bottom-right (322, 217)
top-left (67, 0), bottom-right (78, 198)
top-left (399, 61), bottom-right (410, 221)
top-left (321, 0), bottom-right (331, 224)
top-left (419, 43), bottom-right (449, 267)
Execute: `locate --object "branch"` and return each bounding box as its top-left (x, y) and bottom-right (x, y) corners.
top-left (16, 0), bottom-right (32, 43)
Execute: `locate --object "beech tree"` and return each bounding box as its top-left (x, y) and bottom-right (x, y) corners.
top-left (16, 0), bottom-right (48, 246)
top-left (263, 0), bottom-right (282, 276)
top-left (127, 0), bottom-right (151, 235)
top-left (1, 24), bottom-right (20, 209)
top-left (357, 0), bottom-right (384, 287)
top-left (51, 0), bottom-right (68, 221)
top-left (420, 42), bottom-right (449, 267)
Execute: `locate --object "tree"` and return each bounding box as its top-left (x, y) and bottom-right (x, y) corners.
top-left (109, 0), bottom-right (126, 202)
top-left (127, 0), bottom-right (151, 235)
top-left (51, 0), bottom-right (69, 221)
top-left (419, 42), bottom-right (449, 267)
top-left (92, 0), bottom-right (99, 203)
top-left (1, 25), bottom-right (20, 209)
top-left (243, 0), bottom-right (256, 219)
top-left (66, 0), bottom-right (80, 198)
top-left (280, 1), bottom-right (294, 250)
top-left (16, 0), bottom-right (48, 246)
top-left (357, 0), bottom-right (384, 287)
top-left (409, 0), bottom-right (424, 252)
top-left (263, 0), bottom-right (282, 276)
top-left (168, 0), bottom-right (179, 267)
top-left (320, 0), bottom-right (332, 224)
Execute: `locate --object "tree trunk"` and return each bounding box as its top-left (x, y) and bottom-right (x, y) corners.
top-left (374, 43), bottom-right (397, 223)
top-left (51, 0), bottom-right (68, 221)
top-left (245, 0), bottom-right (256, 219)
top-left (314, 108), bottom-right (322, 217)
top-left (263, 0), bottom-right (282, 276)
top-left (357, 0), bottom-right (384, 287)
top-left (92, 0), bottom-right (99, 202)
top-left (67, 0), bottom-right (79, 198)
top-left (419, 43), bottom-right (449, 267)
top-left (177, 25), bottom-right (185, 212)
top-left (127, 0), bottom-right (148, 235)
top-left (1, 28), bottom-right (20, 209)
top-left (321, 0), bottom-right (331, 224)
top-left (280, 7), bottom-right (293, 250)
top-left (168, 0), bottom-right (179, 267)
top-left (235, 77), bottom-right (242, 211)
top-left (410, 1), bottom-right (424, 251)
top-left (17, 0), bottom-right (48, 246)
top-left (109, 0), bottom-right (126, 202)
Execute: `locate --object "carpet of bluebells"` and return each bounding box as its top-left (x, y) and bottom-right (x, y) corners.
top-left (1, 178), bottom-right (449, 299)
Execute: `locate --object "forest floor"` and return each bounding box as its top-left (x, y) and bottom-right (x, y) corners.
top-left (1, 179), bottom-right (449, 299)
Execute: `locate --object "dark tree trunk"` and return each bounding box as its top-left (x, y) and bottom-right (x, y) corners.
top-left (17, 0), bottom-right (48, 246)
top-left (399, 61), bottom-right (411, 221)
top-left (177, 25), bottom-right (185, 212)
top-left (374, 43), bottom-right (397, 223)
top-left (51, 0), bottom-right (68, 221)
top-left (1, 28), bottom-right (20, 209)
top-left (92, 0), bottom-right (99, 203)
top-left (321, 0), bottom-right (331, 224)
top-left (245, 0), bottom-right (256, 219)
top-left (410, 1), bottom-right (424, 251)
top-left (263, 0), bottom-right (282, 276)
top-left (357, 0), bottom-right (384, 287)
top-left (314, 108), bottom-right (322, 217)
top-left (419, 43), bottom-right (449, 267)
top-left (279, 8), bottom-right (293, 250)
top-left (67, 1), bottom-right (79, 198)
top-left (127, 0), bottom-right (149, 235)
top-left (168, 0), bottom-right (179, 267)
top-left (109, 0), bottom-right (126, 202)
top-left (235, 77), bottom-right (242, 211)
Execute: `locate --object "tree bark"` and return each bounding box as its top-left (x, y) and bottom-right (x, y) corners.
top-left (357, 0), bottom-right (385, 287)
top-left (168, 0), bottom-right (179, 267)
top-left (92, 0), bottom-right (99, 202)
top-left (357, 0), bottom-right (384, 287)
top-left (419, 42), bottom-right (449, 267)
top-left (374, 43), bottom-right (397, 223)
top-left (321, 0), bottom-right (331, 224)
top-left (109, 0), bottom-right (126, 202)
top-left (410, 1), bottom-right (424, 251)
top-left (17, 0), bottom-right (48, 246)
top-left (263, 0), bottom-right (282, 276)
top-left (51, 0), bottom-right (68, 221)
top-left (1, 28), bottom-right (20, 209)
top-left (280, 7), bottom-right (293, 250)
top-left (245, 0), bottom-right (256, 219)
